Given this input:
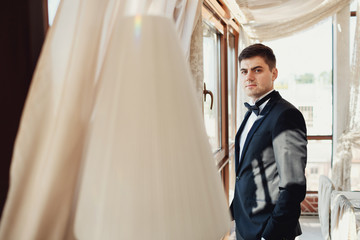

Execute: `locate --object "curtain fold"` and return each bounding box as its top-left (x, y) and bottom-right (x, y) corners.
top-left (0, 1), bottom-right (112, 238)
top-left (331, 193), bottom-right (358, 239)
top-left (123, 0), bottom-right (201, 61)
top-left (232, 0), bottom-right (352, 42)
top-left (318, 175), bottom-right (335, 240)
top-left (73, 15), bottom-right (230, 240)
top-left (189, 9), bottom-right (204, 106)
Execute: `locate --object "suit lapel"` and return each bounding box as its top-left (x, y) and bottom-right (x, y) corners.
top-left (235, 110), bottom-right (251, 171)
top-left (237, 111), bottom-right (251, 138)
top-left (236, 91), bottom-right (281, 176)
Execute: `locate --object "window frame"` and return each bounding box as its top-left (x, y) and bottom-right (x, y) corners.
top-left (202, 0), bottom-right (240, 203)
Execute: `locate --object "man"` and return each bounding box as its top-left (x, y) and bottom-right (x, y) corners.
top-left (230, 43), bottom-right (307, 240)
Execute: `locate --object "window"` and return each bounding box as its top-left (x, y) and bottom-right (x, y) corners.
top-left (203, 20), bottom-right (222, 153)
top-left (228, 32), bottom-right (237, 145)
top-left (310, 167), bottom-right (318, 174)
top-left (202, 0), bottom-right (240, 203)
top-left (227, 29), bottom-right (238, 204)
top-left (298, 106), bottom-right (314, 128)
top-left (264, 18), bottom-right (333, 191)
top-left (47, 0), bottom-right (60, 26)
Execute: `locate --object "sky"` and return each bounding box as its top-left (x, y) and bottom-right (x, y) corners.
top-left (264, 18), bottom-right (333, 82)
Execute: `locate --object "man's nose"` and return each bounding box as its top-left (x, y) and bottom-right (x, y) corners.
top-left (246, 71), bottom-right (255, 81)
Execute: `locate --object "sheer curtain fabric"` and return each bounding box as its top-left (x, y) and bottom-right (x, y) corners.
top-left (232, 0), bottom-right (352, 42)
top-left (318, 175), bottom-right (335, 240)
top-left (332, 0), bottom-right (360, 191)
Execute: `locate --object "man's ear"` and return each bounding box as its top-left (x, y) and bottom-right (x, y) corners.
top-left (272, 67), bottom-right (278, 81)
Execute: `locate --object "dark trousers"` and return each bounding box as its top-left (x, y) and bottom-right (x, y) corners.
top-left (235, 227), bottom-right (295, 240)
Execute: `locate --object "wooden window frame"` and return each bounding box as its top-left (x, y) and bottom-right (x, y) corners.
top-left (202, 0), bottom-right (240, 203)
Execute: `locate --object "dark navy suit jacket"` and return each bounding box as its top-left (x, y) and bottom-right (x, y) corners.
top-left (230, 91), bottom-right (307, 240)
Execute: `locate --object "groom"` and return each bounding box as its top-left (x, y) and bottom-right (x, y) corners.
top-left (230, 43), bottom-right (307, 240)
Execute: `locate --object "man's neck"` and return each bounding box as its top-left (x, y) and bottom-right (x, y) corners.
top-left (250, 89), bottom-right (275, 104)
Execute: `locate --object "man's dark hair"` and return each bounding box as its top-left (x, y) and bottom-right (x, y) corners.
top-left (238, 43), bottom-right (276, 70)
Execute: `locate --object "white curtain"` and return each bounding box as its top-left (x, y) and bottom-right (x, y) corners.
top-left (189, 5), bottom-right (204, 106)
top-left (120, 0), bottom-right (201, 61)
top-left (332, 0), bottom-right (360, 191)
top-left (318, 175), bottom-right (335, 240)
top-left (232, 0), bottom-right (352, 42)
top-left (331, 192), bottom-right (359, 239)
top-left (0, 0), bottom-right (231, 239)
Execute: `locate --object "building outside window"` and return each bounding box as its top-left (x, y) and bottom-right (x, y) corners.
top-left (298, 106), bottom-right (314, 128)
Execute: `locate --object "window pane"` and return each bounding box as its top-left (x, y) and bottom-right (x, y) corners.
top-left (228, 33), bottom-right (236, 145)
top-left (48, 0), bottom-right (61, 26)
top-left (229, 152), bottom-right (236, 204)
top-left (351, 1), bottom-right (358, 11)
top-left (203, 21), bottom-right (222, 152)
top-left (264, 18), bottom-right (333, 136)
top-left (306, 140), bottom-right (332, 191)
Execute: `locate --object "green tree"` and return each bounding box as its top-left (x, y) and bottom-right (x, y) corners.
top-left (295, 73), bottom-right (314, 84)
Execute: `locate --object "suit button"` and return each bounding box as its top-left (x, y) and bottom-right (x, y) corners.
top-left (236, 176), bottom-right (240, 181)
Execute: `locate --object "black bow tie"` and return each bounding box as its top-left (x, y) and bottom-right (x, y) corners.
top-left (244, 92), bottom-right (273, 116)
top-left (244, 102), bottom-right (261, 116)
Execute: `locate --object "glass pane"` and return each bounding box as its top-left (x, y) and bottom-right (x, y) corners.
top-left (202, 21), bottom-right (222, 152)
top-left (306, 140), bottom-right (332, 191)
top-left (264, 18), bottom-right (333, 136)
top-left (228, 33), bottom-right (236, 145)
top-left (350, 0), bottom-right (358, 12)
top-left (48, 0), bottom-right (61, 26)
top-left (229, 152), bottom-right (236, 205)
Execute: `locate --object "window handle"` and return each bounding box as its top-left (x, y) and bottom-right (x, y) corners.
top-left (203, 83), bottom-right (214, 110)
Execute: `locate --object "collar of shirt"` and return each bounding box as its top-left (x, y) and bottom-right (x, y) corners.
top-left (249, 89), bottom-right (274, 116)
top-left (249, 89), bottom-right (274, 105)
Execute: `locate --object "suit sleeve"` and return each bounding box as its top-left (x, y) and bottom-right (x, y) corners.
top-left (262, 108), bottom-right (307, 240)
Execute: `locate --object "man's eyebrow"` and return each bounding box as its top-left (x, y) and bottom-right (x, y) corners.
top-left (240, 65), bottom-right (263, 71)
top-left (251, 66), bottom-right (263, 70)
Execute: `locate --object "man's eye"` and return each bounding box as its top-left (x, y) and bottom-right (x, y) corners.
top-left (255, 69), bottom-right (262, 73)
top-left (241, 71), bottom-right (247, 75)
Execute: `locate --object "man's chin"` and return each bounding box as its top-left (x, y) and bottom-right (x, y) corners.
top-left (245, 90), bottom-right (258, 99)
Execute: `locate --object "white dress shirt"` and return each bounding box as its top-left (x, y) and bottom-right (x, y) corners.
top-left (239, 90), bottom-right (274, 163)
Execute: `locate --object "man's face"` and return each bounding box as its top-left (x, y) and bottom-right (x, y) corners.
top-left (240, 56), bottom-right (278, 101)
